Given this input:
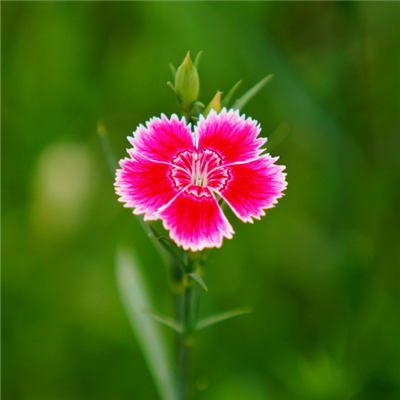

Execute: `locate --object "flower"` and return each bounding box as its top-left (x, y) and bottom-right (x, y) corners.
top-left (115, 108), bottom-right (287, 252)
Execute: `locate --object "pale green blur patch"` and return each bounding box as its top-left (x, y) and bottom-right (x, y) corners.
top-left (30, 142), bottom-right (96, 239)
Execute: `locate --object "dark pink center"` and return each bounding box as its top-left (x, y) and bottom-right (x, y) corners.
top-left (170, 149), bottom-right (230, 195)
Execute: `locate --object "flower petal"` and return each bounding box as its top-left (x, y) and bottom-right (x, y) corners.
top-left (196, 108), bottom-right (266, 165)
top-left (128, 114), bottom-right (194, 163)
top-left (217, 155), bottom-right (287, 223)
top-left (115, 152), bottom-right (179, 220)
top-left (157, 186), bottom-right (234, 252)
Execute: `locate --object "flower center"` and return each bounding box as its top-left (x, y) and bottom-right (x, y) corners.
top-left (170, 148), bottom-right (230, 193)
top-left (191, 145), bottom-right (210, 187)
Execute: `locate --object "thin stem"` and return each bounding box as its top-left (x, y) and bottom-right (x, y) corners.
top-left (174, 291), bottom-right (182, 358)
top-left (193, 279), bottom-right (202, 323)
top-left (178, 281), bottom-right (191, 400)
top-left (177, 253), bottom-right (201, 400)
top-left (183, 111), bottom-right (192, 125)
top-left (178, 342), bottom-right (190, 400)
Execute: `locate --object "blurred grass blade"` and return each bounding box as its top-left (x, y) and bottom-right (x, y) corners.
top-left (221, 80), bottom-right (242, 109)
top-left (266, 122), bottom-right (290, 152)
top-left (97, 122), bottom-right (118, 175)
top-left (196, 307), bottom-right (252, 332)
top-left (233, 74), bottom-right (273, 111)
top-left (116, 247), bottom-right (178, 400)
top-left (188, 272), bottom-right (208, 291)
top-left (143, 310), bottom-right (183, 334)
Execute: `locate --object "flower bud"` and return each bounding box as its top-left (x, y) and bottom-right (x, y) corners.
top-left (204, 91), bottom-right (222, 117)
top-left (174, 52), bottom-right (200, 104)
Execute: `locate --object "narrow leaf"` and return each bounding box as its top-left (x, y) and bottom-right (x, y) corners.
top-left (196, 307), bottom-right (252, 332)
top-left (188, 272), bottom-right (208, 291)
top-left (169, 64), bottom-right (176, 79)
top-left (97, 122), bottom-right (118, 175)
top-left (116, 248), bottom-right (178, 400)
top-left (138, 221), bottom-right (182, 287)
top-left (221, 80), bottom-right (242, 108)
top-left (143, 310), bottom-right (183, 334)
top-left (233, 74), bottom-right (273, 111)
top-left (148, 224), bottom-right (186, 272)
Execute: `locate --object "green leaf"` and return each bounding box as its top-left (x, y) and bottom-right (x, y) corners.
top-left (196, 307), bottom-right (252, 332)
top-left (116, 248), bottom-right (178, 400)
top-left (169, 63), bottom-right (176, 79)
top-left (221, 80), bottom-right (242, 109)
top-left (143, 310), bottom-right (183, 334)
top-left (97, 122), bottom-right (118, 175)
top-left (188, 272), bottom-right (208, 291)
top-left (233, 74), bottom-right (273, 111)
top-left (193, 50), bottom-right (203, 70)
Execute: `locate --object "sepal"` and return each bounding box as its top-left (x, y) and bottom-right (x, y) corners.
top-left (169, 64), bottom-right (176, 79)
top-left (192, 101), bottom-right (205, 108)
top-left (167, 81), bottom-right (178, 95)
top-left (193, 50), bottom-right (203, 70)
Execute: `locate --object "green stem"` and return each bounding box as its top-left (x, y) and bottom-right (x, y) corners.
top-left (174, 291), bottom-right (182, 354)
top-left (178, 253), bottom-right (201, 400)
top-left (178, 279), bottom-right (192, 400)
top-left (178, 340), bottom-right (190, 400)
top-left (193, 279), bottom-right (202, 323)
top-left (182, 111), bottom-right (192, 125)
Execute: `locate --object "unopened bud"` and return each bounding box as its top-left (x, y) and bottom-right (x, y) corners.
top-left (204, 91), bottom-right (222, 117)
top-left (174, 52), bottom-right (200, 104)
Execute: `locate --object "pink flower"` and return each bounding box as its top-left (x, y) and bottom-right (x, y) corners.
top-left (115, 108), bottom-right (287, 252)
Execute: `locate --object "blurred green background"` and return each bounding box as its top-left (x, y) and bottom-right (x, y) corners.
top-left (2, 2), bottom-right (400, 400)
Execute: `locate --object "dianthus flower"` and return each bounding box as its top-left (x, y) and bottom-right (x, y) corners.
top-left (115, 108), bottom-right (287, 251)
